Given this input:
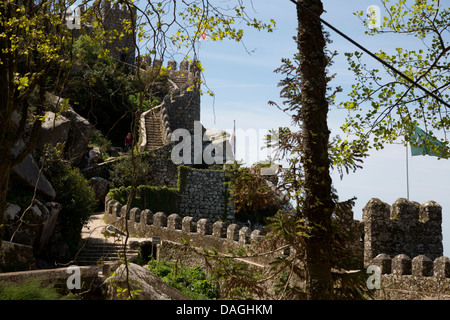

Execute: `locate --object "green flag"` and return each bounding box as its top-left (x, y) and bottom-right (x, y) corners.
top-left (410, 126), bottom-right (446, 157)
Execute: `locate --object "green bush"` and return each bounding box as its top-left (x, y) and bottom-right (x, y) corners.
top-left (42, 144), bottom-right (96, 249)
top-left (108, 185), bottom-right (180, 213)
top-left (90, 129), bottom-right (112, 159)
top-left (109, 153), bottom-right (155, 188)
top-left (146, 260), bottom-right (219, 300)
top-left (0, 278), bottom-right (75, 300)
top-left (225, 162), bottom-right (282, 225)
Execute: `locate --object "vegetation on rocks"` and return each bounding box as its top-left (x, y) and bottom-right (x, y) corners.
top-left (0, 278), bottom-right (75, 300)
top-left (145, 259), bottom-right (219, 300)
top-left (41, 144), bottom-right (96, 249)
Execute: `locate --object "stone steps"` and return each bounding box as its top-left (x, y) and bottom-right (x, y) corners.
top-left (144, 109), bottom-right (164, 152)
top-left (75, 239), bottom-right (139, 266)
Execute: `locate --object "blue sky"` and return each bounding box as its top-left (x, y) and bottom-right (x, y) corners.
top-left (179, 0), bottom-right (450, 255)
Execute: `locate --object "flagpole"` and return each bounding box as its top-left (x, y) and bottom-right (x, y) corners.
top-left (406, 144), bottom-right (409, 200)
top-left (233, 120), bottom-right (236, 160)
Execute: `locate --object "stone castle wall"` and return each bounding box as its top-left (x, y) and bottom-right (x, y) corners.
top-left (107, 165), bottom-right (232, 222)
top-left (179, 167), bottom-right (234, 220)
top-left (104, 197), bottom-right (269, 266)
top-left (370, 253), bottom-right (450, 299)
top-left (103, 196), bottom-right (450, 299)
top-left (162, 61), bottom-right (201, 136)
top-left (73, 1), bottom-right (137, 66)
top-left (139, 59), bottom-right (205, 165)
top-left (99, 0), bottom-right (137, 66)
top-left (363, 198), bottom-right (443, 266)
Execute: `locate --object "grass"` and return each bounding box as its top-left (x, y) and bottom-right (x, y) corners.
top-left (146, 259), bottom-right (219, 300)
top-left (0, 278), bottom-right (76, 300)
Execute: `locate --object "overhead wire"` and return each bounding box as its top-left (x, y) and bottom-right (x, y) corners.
top-left (289, 0), bottom-right (450, 109)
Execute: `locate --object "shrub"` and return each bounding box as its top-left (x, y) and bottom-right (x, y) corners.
top-left (225, 162), bottom-right (282, 225)
top-left (108, 185), bottom-right (180, 213)
top-left (109, 153), bottom-right (154, 188)
top-left (0, 278), bottom-right (75, 300)
top-left (90, 129), bottom-right (112, 159)
top-left (42, 144), bottom-right (96, 249)
top-left (146, 260), bottom-right (219, 300)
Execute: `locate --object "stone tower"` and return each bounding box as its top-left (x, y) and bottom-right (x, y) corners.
top-left (99, 0), bottom-right (137, 66)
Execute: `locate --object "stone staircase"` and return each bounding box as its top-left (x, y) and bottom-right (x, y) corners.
top-left (75, 238), bottom-right (139, 266)
top-left (144, 108), bottom-right (165, 152)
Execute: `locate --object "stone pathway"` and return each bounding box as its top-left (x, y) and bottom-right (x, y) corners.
top-left (75, 212), bottom-right (140, 266)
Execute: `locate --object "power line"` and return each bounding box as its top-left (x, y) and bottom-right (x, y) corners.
top-left (290, 0), bottom-right (450, 109)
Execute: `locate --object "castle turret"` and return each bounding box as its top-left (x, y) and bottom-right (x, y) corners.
top-left (363, 198), bottom-right (443, 266)
top-left (99, 0), bottom-right (137, 66)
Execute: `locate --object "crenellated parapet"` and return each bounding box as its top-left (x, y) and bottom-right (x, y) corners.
top-left (363, 198), bottom-right (443, 266)
top-left (104, 197), bottom-right (267, 263)
top-left (166, 59), bottom-right (201, 90)
top-left (100, 0), bottom-right (137, 14)
top-left (371, 253), bottom-right (450, 278)
top-left (137, 58), bottom-right (201, 90)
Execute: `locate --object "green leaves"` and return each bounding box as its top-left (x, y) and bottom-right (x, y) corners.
top-left (341, 0), bottom-right (450, 160)
top-left (157, 1), bottom-right (276, 49)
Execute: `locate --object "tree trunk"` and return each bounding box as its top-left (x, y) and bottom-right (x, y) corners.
top-left (296, 0), bottom-right (335, 299)
top-left (0, 160), bottom-right (12, 249)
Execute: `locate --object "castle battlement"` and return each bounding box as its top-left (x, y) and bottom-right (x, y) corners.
top-left (104, 197), bottom-right (267, 264)
top-left (100, 0), bottom-right (134, 13)
top-left (104, 197), bottom-right (263, 245)
top-left (363, 198), bottom-right (443, 266)
top-left (137, 58), bottom-right (201, 90)
top-left (371, 253), bottom-right (450, 278)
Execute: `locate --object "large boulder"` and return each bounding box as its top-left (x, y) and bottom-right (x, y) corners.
top-left (0, 241), bottom-right (37, 272)
top-left (5, 203), bottom-right (21, 221)
top-left (61, 107), bottom-right (94, 165)
top-left (36, 202), bottom-right (62, 256)
top-left (98, 263), bottom-right (189, 300)
top-left (88, 177), bottom-right (111, 207)
top-left (10, 140), bottom-right (56, 200)
top-left (36, 111), bottom-right (72, 153)
top-left (3, 200), bottom-right (61, 256)
top-left (42, 94), bottom-right (94, 165)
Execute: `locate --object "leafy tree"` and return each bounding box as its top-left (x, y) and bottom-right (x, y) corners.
top-left (62, 34), bottom-right (139, 145)
top-left (0, 0), bottom-right (74, 247)
top-left (338, 0), bottom-right (450, 160)
top-left (225, 161), bottom-right (286, 225)
top-left (264, 2), bottom-right (367, 299)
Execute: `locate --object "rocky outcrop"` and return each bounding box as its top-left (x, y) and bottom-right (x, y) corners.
top-left (2, 200), bottom-right (69, 265)
top-left (97, 263), bottom-right (189, 300)
top-left (0, 241), bottom-right (36, 272)
top-left (36, 111), bottom-right (72, 153)
top-left (61, 107), bottom-right (94, 164)
top-left (88, 177), bottom-right (111, 207)
top-left (10, 94), bottom-right (95, 200)
top-left (10, 140), bottom-right (56, 201)
top-left (35, 106), bottom-right (94, 165)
